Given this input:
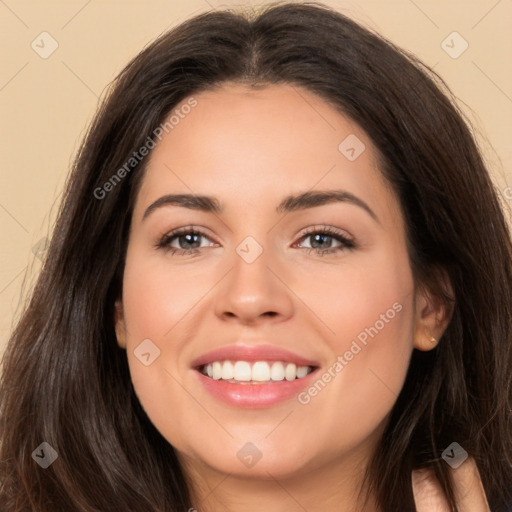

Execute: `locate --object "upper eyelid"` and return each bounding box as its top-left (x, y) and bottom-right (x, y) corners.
top-left (298, 224), bottom-right (353, 239)
top-left (163, 226), bottom-right (218, 243)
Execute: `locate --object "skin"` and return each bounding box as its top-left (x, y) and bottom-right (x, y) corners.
top-left (114, 83), bottom-right (488, 511)
top-left (412, 458), bottom-right (490, 511)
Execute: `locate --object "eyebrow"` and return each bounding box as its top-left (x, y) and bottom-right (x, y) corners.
top-left (142, 189), bottom-right (380, 224)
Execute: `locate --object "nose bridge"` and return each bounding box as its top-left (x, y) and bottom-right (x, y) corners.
top-left (231, 232), bottom-right (275, 300)
top-left (213, 230), bottom-right (294, 322)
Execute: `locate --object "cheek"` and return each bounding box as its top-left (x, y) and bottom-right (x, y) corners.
top-left (294, 244), bottom-right (416, 437)
top-left (118, 250), bottom-right (199, 430)
top-left (293, 241), bottom-right (414, 355)
top-left (121, 257), bottom-right (202, 339)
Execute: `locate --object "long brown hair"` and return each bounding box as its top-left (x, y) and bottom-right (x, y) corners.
top-left (1, 2), bottom-right (511, 511)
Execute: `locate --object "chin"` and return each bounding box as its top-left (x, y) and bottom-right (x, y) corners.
top-left (180, 438), bottom-right (320, 481)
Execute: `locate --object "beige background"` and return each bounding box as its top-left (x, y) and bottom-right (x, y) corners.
top-left (1, 0), bottom-right (511, 360)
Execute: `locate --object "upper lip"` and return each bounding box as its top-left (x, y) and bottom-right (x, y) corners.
top-left (191, 343), bottom-right (319, 369)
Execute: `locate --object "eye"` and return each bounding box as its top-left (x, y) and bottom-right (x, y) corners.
top-left (155, 224), bottom-right (355, 257)
top-left (155, 226), bottom-right (217, 256)
top-left (295, 225), bottom-right (355, 256)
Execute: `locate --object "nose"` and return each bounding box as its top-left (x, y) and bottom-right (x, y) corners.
top-left (214, 241), bottom-right (295, 326)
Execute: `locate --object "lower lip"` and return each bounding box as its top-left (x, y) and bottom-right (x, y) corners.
top-left (194, 368), bottom-right (319, 408)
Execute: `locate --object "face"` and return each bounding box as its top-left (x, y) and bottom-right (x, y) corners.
top-left (115, 83), bottom-right (446, 490)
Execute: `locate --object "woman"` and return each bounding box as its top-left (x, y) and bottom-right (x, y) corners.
top-left (0, 3), bottom-right (510, 511)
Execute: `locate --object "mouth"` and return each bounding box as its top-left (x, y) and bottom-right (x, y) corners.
top-left (198, 360), bottom-right (316, 384)
top-left (191, 344), bottom-right (320, 408)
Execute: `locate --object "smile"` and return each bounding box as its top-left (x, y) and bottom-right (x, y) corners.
top-left (200, 360), bottom-right (314, 383)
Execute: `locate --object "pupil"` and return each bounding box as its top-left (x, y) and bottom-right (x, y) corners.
top-left (180, 233), bottom-right (199, 249)
top-left (312, 234), bottom-right (330, 249)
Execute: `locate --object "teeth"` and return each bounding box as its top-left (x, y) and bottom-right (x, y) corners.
top-left (233, 361), bottom-right (252, 381)
top-left (285, 363), bottom-right (297, 381)
top-left (221, 361), bottom-right (234, 380)
top-left (270, 362), bottom-right (285, 381)
top-left (252, 361), bottom-right (270, 382)
top-left (296, 366), bottom-right (309, 378)
top-left (202, 360), bottom-right (312, 382)
top-left (212, 361), bottom-right (222, 380)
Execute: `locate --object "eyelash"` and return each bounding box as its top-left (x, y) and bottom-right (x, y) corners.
top-left (155, 225), bottom-right (355, 257)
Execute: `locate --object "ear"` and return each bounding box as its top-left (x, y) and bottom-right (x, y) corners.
top-left (114, 299), bottom-right (127, 349)
top-left (413, 270), bottom-right (454, 351)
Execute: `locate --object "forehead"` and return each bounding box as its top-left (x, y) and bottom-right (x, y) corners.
top-left (134, 82), bottom-right (400, 224)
